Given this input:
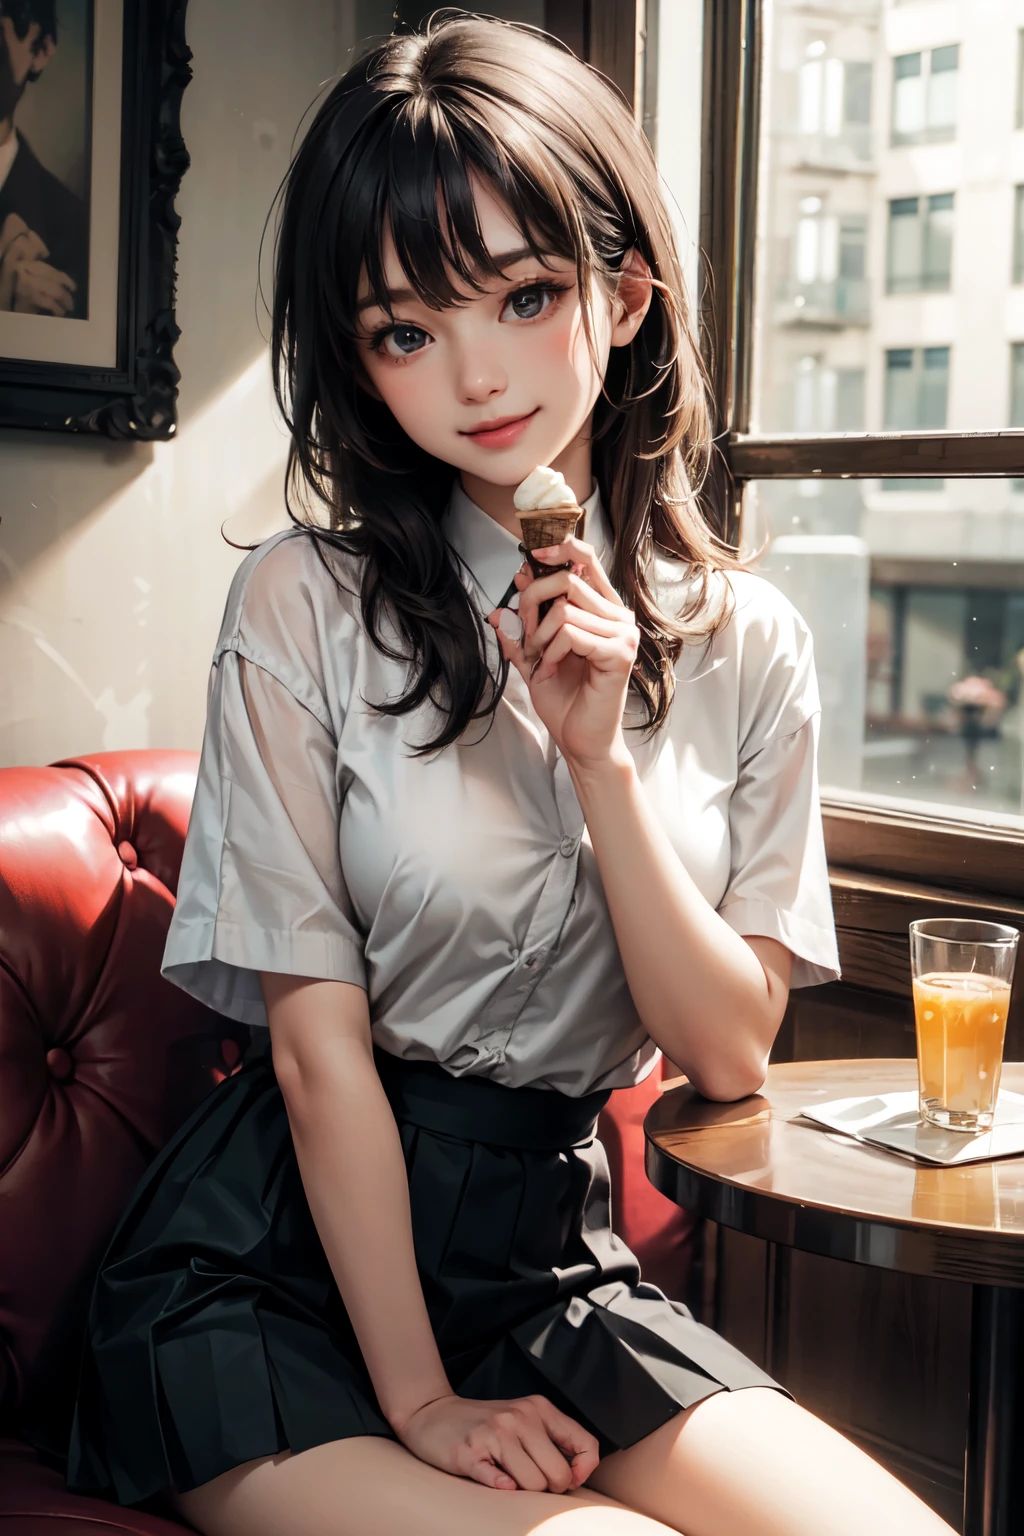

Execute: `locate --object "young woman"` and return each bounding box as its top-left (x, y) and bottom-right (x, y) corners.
top-left (68, 14), bottom-right (954, 1536)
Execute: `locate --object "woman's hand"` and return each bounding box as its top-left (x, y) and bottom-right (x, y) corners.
top-left (394, 1391), bottom-right (600, 1493)
top-left (488, 537), bottom-right (639, 771)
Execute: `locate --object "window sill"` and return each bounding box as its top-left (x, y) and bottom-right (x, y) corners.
top-left (823, 797), bottom-right (1024, 900)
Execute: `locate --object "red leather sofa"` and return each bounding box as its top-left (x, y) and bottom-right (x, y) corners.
top-left (0, 750), bottom-right (692, 1534)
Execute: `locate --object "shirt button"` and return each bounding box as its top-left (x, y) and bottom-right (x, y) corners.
top-left (559, 834), bottom-right (579, 857)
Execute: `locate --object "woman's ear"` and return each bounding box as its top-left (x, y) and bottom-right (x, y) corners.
top-left (609, 248), bottom-right (654, 348)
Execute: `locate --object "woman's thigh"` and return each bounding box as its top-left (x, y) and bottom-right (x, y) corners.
top-left (587, 1387), bottom-right (957, 1536)
top-left (172, 1436), bottom-right (678, 1536)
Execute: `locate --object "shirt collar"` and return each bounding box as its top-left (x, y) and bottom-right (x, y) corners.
top-left (0, 132), bottom-right (19, 197)
top-left (444, 479), bottom-right (611, 611)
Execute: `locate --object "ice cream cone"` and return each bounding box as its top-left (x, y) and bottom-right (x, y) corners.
top-left (513, 505), bottom-right (584, 622)
top-left (514, 505), bottom-right (584, 557)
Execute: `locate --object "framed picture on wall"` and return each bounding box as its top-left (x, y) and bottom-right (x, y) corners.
top-left (0, 0), bottom-right (190, 438)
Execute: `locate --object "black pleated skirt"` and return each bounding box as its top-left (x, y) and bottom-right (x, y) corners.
top-left (67, 1039), bottom-right (782, 1505)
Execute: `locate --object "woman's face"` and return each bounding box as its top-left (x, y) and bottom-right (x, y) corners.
top-left (356, 178), bottom-right (643, 493)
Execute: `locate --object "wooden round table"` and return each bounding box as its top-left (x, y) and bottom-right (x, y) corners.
top-left (645, 1059), bottom-right (1024, 1536)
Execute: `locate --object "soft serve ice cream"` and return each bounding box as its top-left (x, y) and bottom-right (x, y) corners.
top-left (513, 466), bottom-right (577, 513)
top-left (513, 466), bottom-right (583, 562)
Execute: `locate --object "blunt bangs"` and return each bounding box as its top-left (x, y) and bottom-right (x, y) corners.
top-left (323, 39), bottom-right (634, 343)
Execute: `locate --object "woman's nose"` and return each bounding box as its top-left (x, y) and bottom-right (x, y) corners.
top-left (453, 340), bottom-right (507, 404)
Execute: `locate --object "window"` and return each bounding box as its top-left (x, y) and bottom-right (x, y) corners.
top-left (729, 0), bottom-right (1024, 836)
top-left (792, 357), bottom-right (865, 433)
top-left (891, 46), bottom-right (959, 146)
top-left (785, 201), bottom-right (869, 325)
top-left (799, 46), bottom-right (873, 164)
top-left (1011, 343), bottom-right (1024, 427)
top-left (884, 347), bottom-right (949, 430)
top-left (886, 194), bottom-right (954, 293)
top-left (1014, 186), bottom-right (1024, 284)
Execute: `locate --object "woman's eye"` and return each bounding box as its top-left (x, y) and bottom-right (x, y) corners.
top-left (380, 324), bottom-right (429, 358)
top-left (505, 286), bottom-right (556, 321)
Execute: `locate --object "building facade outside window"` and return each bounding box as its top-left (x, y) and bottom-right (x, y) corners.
top-left (792, 355), bottom-right (865, 434)
top-left (884, 346), bottom-right (950, 430)
top-left (1013, 185), bottom-right (1024, 283)
top-left (1012, 341), bottom-right (1024, 428)
top-left (799, 42), bottom-right (874, 165)
top-left (745, 2), bottom-right (1024, 818)
top-left (891, 45), bottom-right (959, 146)
top-left (784, 200), bottom-right (870, 324)
top-left (886, 193), bottom-right (954, 293)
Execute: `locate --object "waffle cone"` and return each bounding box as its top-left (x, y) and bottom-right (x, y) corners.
top-left (514, 505), bottom-right (583, 553)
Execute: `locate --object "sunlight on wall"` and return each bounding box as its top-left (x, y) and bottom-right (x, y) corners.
top-left (0, 0), bottom-right (347, 769)
top-left (0, 355), bottom-right (291, 765)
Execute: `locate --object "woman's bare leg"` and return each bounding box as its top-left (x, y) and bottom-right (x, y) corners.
top-left (173, 1436), bottom-right (678, 1536)
top-left (588, 1387), bottom-right (957, 1536)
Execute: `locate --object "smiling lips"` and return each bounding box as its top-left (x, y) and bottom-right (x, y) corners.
top-left (461, 408), bottom-right (539, 448)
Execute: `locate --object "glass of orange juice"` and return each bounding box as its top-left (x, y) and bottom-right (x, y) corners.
top-left (910, 918), bottom-right (1018, 1133)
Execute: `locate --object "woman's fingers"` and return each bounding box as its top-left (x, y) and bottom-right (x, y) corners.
top-left (488, 1431), bottom-right (551, 1493)
top-left (527, 599), bottom-right (628, 657)
top-left (465, 1455), bottom-right (517, 1491)
top-left (533, 538), bottom-right (620, 603)
top-left (489, 610), bottom-right (533, 685)
top-left (514, 1421), bottom-right (576, 1493)
top-left (519, 567), bottom-right (623, 632)
top-left (489, 606), bottom-right (637, 688)
top-left (531, 623), bottom-right (636, 685)
top-left (532, 1397), bottom-right (602, 1486)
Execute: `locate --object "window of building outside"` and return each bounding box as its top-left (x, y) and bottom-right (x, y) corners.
top-left (742, 1), bottom-right (1024, 824)
top-left (883, 346), bottom-right (949, 429)
top-left (1012, 342), bottom-right (1024, 429)
top-left (887, 193), bottom-right (954, 293)
top-left (1014, 184), bottom-right (1024, 283)
top-left (891, 44), bottom-right (959, 146)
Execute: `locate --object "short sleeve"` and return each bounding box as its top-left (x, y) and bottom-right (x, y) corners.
top-left (718, 715), bottom-right (840, 988)
top-left (162, 546), bottom-right (366, 1027)
top-left (716, 576), bottom-right (840, 989)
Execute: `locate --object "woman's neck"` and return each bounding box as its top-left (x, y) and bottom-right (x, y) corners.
top-left (458, 426), bottom-right (595, 536)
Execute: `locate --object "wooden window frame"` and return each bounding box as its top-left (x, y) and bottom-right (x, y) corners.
top-left (699, 0), bottom-right (1024, 901)
top-left (545, 1), bottom-right (645, 111)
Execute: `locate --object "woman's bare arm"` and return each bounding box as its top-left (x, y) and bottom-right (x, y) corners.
top-left (261, 973), bottom-right (451, 1429)
top-left (568, 758), bottom-right (791, 1102)
top-left (260, 973), bottom-right (600, 1493)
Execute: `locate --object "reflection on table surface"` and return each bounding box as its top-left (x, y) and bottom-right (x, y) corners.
top-left (646, 1059), bottom-right (1024, 1237)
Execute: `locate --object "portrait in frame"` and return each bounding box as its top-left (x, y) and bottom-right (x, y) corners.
top-left (0, 0), bottom-right (190, 438)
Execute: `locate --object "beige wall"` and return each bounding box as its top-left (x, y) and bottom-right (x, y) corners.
top-left (0, 0), bottom-right (352, 768)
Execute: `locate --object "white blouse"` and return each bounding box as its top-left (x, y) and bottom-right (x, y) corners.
top-left (163, 483), bottom-right (840, 1096)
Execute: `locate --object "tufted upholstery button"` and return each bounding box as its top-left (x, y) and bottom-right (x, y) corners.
top-left (117, 840), bottom-right (138, 871)
top-left (45, 1047), bottom-right (74, 1083)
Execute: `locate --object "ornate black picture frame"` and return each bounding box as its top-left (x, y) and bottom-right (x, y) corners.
top-left (0, 0), bottom-right (190, 439)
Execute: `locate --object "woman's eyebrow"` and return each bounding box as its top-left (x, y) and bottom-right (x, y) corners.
top-left (356, 247), bottom-right (553, 313)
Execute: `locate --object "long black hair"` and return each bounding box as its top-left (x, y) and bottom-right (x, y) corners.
top-left (271, 9), bottom-right (737, 753)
